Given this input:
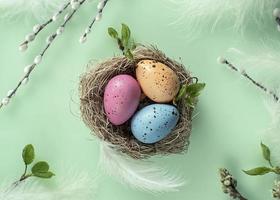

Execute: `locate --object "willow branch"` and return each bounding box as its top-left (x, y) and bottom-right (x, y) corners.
top-left (0, 0), bottom-right (87, 110)
top-left (19, 1), bottom-right (71, 51)
top-left (273, 181), bottom-right (280, 199)
top-left (218, 57), bottom-right (279, 102)
top-left (219, 168), bottom-right (248, 200)
top-left (80, 0), bottom-right (109, 43)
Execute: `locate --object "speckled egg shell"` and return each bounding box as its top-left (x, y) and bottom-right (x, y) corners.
top-left (104, 74), bottom-right (141, 125)
top-left (131, 104), bottom-right (179, 144)
top-left (136, 60), bottom-right (180, 103)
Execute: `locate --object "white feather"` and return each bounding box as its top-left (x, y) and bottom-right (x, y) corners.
top-left (0, 170), bottom-right (97, 200)
top-left (99, 142), bottom-right (185, 193)
top-left (0, 0), bottom-right (69, 22)
top-left (263, 93), bottom-right (280, 164)
top-left (222, 45), bottom-right (280, 164)
top-left (167, 0), bottom-right (278, 39)
top-left (225, 43), bottom-right (280, 86)
top-left (263, 85), bottom-right (280, 165)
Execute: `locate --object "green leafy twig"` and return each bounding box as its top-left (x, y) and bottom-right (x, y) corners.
top-left (12, 144), bottom-right (55, 188)
top-left (242, 143), bottom-right (280, 199)
top-left (108, 23), bottom-right (136, 60)
top-left (219, 168), bottom-right (248, 200)
top-left (243, 143), bottom-right (280, 176)
top-left (174, 80), bottom-right (205, 108)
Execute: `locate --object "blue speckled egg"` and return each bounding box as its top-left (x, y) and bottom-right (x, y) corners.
top-left (131, 104), bottom-right (179, 144)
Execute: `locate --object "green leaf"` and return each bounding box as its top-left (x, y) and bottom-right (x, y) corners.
top-left (22, 144), bottom-right (35, 165)
top-left (243, 167), bottom-right (273, 176)
top-left (185, 83), bottom-right (206, 97)
top-left (261, 143), bottom-right (271, 164)
top-left (31, 161), bottom-right (49, 174)
top-left (33, 171), bottom-right (55, 179)
top-left (121, 23), bottom-right (131, 46)
top-left (176, 84), bottom-right (187, 102)
top-left (117, 38), bottom-right (125, 51)
top-left (185, 96), bottom-right (196, 108)
top-left (108, 27), bottom-right (118, 39)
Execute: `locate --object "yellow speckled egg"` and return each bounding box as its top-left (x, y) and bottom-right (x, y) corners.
top-left (136, 60), bottom-right (180, 103)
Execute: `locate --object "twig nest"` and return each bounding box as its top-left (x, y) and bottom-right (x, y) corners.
top-left (79, 46), bottom-right (194, 159)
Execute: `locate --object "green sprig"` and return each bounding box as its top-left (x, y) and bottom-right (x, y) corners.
top-left (108, 23), bottom-right (136, 60)
top-left (243, 143), bottom-right (280, 176)
top-left (175, 82), bottom-right (206, 108)
top-left (16, 144), bottom-right (54, 184)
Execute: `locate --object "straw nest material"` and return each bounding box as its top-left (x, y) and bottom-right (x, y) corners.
top-left (79, 46), bottom-right (194, 159)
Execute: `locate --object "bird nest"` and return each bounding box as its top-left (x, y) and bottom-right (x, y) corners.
top-left (79, 46), bottom-right (194, 159)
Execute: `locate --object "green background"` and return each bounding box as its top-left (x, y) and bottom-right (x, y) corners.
top-left (0, 0), bottom-right (279, 199)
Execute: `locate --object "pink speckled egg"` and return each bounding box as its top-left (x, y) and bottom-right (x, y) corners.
top-left (103, 74), bottom-right (141, 125)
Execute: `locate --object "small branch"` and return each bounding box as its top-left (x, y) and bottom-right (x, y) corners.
top-left (219, 168), bottom-right (248, 200)
top-left (9, 173), bottom-right (33, 191)
top-left (22, 164), bottom-right (28, 178)
top-left (218, 57), bottom-right (279, 102)
top-left (19, 1), bottom-right (71, 52)
top-left (0, 0), bottom-right (87, 110)
top-left (273, 181), bottom-right (280, 199)
top-left (19, 174), bottom-right (33, 182)
top-left (10, 164), bottom-right (30, 189)
top-left (80, 0), bottom-right (109, 43)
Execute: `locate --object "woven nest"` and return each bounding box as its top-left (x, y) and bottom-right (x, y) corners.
top-left (79, 46), bottom-right (194, 159)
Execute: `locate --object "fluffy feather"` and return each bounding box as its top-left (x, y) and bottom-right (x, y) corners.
top-left (225, 46), bottom-right (280, 85)
top-left (0, 0), bottom-right (68, 22)
top-left (263, 96), bottom-right (280, 165)
top-left (0, 171), bottom-right (97, 200)
top-left (222, 46), bottom-right (280, 164)
top-left (167, 0), bottom-right (278, 39)
top-left (99, 142), bottom-right (185, 193)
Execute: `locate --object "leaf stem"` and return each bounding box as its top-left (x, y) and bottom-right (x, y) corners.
top-left (10, 173), bottom-right (33, 190)
top-left (17, 164), bottom-right (32, 184)
top-left (19, 174), bottom-right (33, 182)
top-left (269, 160), bottom-right (274, 168)
top-left (21, 164), bottom-right (28, 179)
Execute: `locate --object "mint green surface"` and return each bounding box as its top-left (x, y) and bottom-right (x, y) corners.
top-left (0, 1), bottom-right (278, 199)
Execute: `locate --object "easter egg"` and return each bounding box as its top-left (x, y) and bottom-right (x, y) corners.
top-left (131, 104), bottom-right (179, 144)
top-left (104, 74), bottom-right (141, 125)
top-left (136, 60), bottom-right (180, 103)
